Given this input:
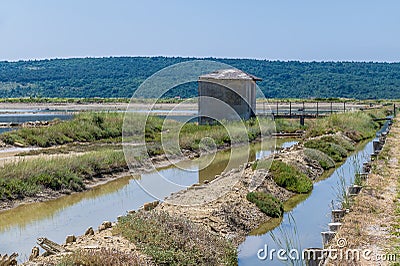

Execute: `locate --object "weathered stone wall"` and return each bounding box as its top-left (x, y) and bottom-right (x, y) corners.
top-left (198, 79), bottom-right (256, 124)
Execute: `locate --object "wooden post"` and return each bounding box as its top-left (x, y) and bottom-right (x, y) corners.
top-left (394, 103), bottom-right (396, 116)
top-left (289, 102), bottom-right (292, 118)
top-left (343, 102), bottom-right (346, 112)
top-left (263, 101), bottom-right (265, 115)
top-left (276, 101), bottom-right (279, 116)
top-left (330, 102), bottom-right (333, 114)
top-left (316, 102), bottom-right (319, 117)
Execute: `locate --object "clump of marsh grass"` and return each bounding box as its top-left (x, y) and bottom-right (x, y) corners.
top-left (320, 135), bottom-right (355, 152)
top-left (332, 169), bottom-right (351, 210)
top-left (114, 211), bottom-right (237, 266)
top-left (270, 213), bottom-right (303, 266)
top-left (351, 153), bottom-right (366, 186)
top-left (0, 149), bottom-right (127, 200)
top-left (268, 160), bottom-right (313, 194)
top-left (1, 112), bottom-right (125, 147)
top-left (305, 110), bottom-right (383, 141)
top-left (246, 192), bottom-right (284, 218)
top-left (304, 147), bottom-right (335, 170)
top-left (304, 139), bottom-right (348, 162)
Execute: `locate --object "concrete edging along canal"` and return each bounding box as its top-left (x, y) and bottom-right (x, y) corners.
top-left (322, 117), bottom-right (400, 266)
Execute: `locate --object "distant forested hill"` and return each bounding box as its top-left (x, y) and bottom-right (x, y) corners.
top-left (0, 57), bottom-right (399, 99)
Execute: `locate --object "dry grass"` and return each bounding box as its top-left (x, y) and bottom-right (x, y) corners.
top-left (59, 248), bottom-right (151, 266)
top-left (114, 210), bottom-right (237, 266)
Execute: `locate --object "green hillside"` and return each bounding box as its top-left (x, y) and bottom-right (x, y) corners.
top-left (0, 57), bottom-right (399, 99)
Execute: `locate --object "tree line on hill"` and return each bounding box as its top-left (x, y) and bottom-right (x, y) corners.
top-left (0, 57), bottom-right (399, 99)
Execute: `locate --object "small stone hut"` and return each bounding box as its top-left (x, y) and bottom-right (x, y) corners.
top-left (198, 69), bottom-right (261, 124)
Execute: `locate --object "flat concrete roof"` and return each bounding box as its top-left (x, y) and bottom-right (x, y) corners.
top-left (199, 69), bottom-right (262, 81)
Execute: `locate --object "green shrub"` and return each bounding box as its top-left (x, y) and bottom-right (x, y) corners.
top-left (304, 148), bottom-right (336, 169)
top-left (114, 211), bottom-right (237, 266)
top-left (269, 161), bottom-right (313, 193)
top-left (304, 139), bottom-right (348, 162)
top-left (246, 192), bottom-right (284, 218)
top-left (320, 135), bottom-right (354, 151)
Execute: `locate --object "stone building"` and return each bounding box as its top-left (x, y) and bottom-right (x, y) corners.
top-left (198, 69), bottom-right (261, 124)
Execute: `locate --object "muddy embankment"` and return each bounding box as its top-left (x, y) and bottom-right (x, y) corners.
top-left (157, 140), bottom-right (327, 246)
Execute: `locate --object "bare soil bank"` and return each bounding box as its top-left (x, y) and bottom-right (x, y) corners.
top-left (158, 142), bottom-right (324, 246)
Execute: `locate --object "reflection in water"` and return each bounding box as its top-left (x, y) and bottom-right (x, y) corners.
top-left (0, 113), bottom-right (72, 123)
top-left (238, 140), bottom-right (373, 266)
top-left (0, 176), bottom-right (132, 232)
top-left (0, 128), bottom-right (13, 134)
top-left (0, 113), bottom-right (73, 135)
top-left (0, 138), bottom-right (296, 261)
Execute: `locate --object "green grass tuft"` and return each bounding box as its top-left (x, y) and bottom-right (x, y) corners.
top-left (246, 192), bottom-right (284, 218)
top-left (305, 110), bottom-right (382, 141)
top-left (304, 148), bottom-right (336, 169)
top-left (320, 135), bottom-right (355, 151)
top-left (304, 139), bottom-right (348, 162)
top-left (269, 160), bottom-right (313, 193)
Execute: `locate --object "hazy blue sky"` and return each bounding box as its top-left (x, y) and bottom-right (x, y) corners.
top-left (0, 0), bottom-right (399, 62)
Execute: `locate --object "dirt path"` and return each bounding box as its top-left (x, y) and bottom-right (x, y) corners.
top-left (0, 148), bottom-right (87, 167)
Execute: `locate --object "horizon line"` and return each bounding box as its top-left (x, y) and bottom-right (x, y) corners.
top-left (1, 55), bottom-right (400, 64)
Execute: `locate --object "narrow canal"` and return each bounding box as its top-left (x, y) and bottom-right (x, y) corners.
top-left (0, 137), bottom-right (296, 261)
top-left (238, 137), bottom-right (376, 265)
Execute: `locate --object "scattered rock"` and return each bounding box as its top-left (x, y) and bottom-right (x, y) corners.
top-left (84, 226), bottom-right (94, 236)
top-left (65, 235), bottom-right (76, 244)
top-left (29, 246), bottom-right (40, 261)
top-left (0, 252), bottom-right (18, 265)
top-left (143, 201), bottom-right (159, 211)
top-left (98, 221), bottom-right (112, 231)
top-left (14, 142), bottom-right (25, 147)
top-left (37, 237), bottom-right (67, 255)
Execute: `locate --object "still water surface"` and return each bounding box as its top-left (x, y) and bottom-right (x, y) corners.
top-left (238, 139), bottom-right (374, 265)
top-left (0, 138), bottom-right (296, 261)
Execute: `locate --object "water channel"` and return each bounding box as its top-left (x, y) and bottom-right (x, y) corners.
top-left (0, 134), bottom-right (296, 262)
top-left (238, 135), bottom-right (380, 265)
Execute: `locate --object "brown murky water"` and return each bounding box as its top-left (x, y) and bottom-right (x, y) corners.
top-left (0, 138), bottom-right (297, 261)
